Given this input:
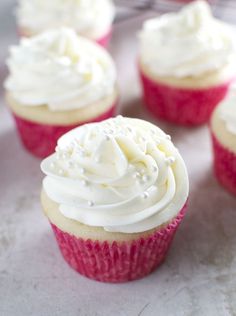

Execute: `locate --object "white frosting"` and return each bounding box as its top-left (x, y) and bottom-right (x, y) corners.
top-left (139, 0), bottom-right (236, 78)
top-left (17, 0), bottom-right (115, 37)
top-left (41, 117), bottom-right (189, 233)
top-left (219, 88), bottom-right (236, 135)
top-left (5, 28), bottom-right (116, 111)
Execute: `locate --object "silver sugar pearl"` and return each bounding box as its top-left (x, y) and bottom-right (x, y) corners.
top-left (50, 162), bottom-right (55, 169)
top-left (58, 169), bottom-right (64, 176)
top-left (81, 180), bottom-right (88, 187)
top-left (79, 168), bottom-right (85, 174)
top-left (133, 172), bottom-right (141, 179)
top-left (142, 175), bottom-right (150, 182)
top-left (141, 192), bottom-right (149, 199)
top-left (88, 201), bottom-right (94, 207)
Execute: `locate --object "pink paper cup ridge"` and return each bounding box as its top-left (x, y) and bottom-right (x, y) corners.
top-left (139, 69), bottom-right (231, 126)
top-left (50, 205), bottom-right (187, 283)
top-left (211, 132), bottom-right (236, 196)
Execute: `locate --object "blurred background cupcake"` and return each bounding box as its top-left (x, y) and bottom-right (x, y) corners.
top-left (4, 27), bottom-right (118, 158)
top-left (16, 0), bottom-right (115, 47)
top-left (138, 0), bottom-right (236, 126)
top-left (41, 116), bottom-right (189, 283)
top-left (210, 87), bottom-right (236, 196)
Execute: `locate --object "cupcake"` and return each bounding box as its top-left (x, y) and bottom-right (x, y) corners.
top-left (41, 116), bottom-right (189, 283)
top-left (139, 0), bottom-right (236, 126)
top-left (210, 88), bottom-right (236, 195)
top-left (16, 0), bottom-right (115, 47)
top-left (5, 28), bottom-right (118, 158)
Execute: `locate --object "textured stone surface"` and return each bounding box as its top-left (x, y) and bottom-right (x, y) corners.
top-left (1, 2), bottom-right (236, 316)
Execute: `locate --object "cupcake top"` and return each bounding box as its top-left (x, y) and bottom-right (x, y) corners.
top-left (218, 88), bottom-right (236, 135)
top-left (5, 28), bottom-right (116, 111)
top-left (41, 116), bottom-right (189, 234)
top-left (17, 0), bottom-right (115, 38)
top-left (139, 0), bottom-right (236, 78)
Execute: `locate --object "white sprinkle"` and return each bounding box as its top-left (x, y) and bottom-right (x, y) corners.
top-left (79, 168), bottom-right (85, 174)
top-left (88, 201), bottom-right (94, 207)
top-left (166, 135), bottom-right (171, 140)
top-left (142, 175), bottom-right (150, 182)
top-left (58, 169), bottom-right (64, 175)
top-left (117, 115), bottom-right (123, 119)
top-left (81, 180), bottom-right (88, 187)
top-left (165, 157), bottom-right (176, 165)
top-left (50, 162), bottom-right (55, 169)
top-left (133, 172), bottom-right (141, 179)
top-left (77, 149), bottom-right (86, 157)
top-left (141, 192), bottom-right (149, 199)
top-left (61, 153), bottom-right (67, 160)
top-left (95, 157), bottom-right (100, 163)
top-left (55, 146), bottom-right (59, 152)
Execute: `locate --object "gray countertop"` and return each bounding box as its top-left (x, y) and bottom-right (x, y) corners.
top-left (1, 2), bottom-right (236, 316)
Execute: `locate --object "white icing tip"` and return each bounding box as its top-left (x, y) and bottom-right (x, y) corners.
top-left (142, 175), bottom-right (150, 182)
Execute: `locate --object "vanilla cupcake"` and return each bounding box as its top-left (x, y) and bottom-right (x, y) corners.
top-left (5, 28), bottom-right (118, 158)
top-left (41, 116), bottom-right (189, 283)
top-left (210, 88), bottom-right (236, 195)
top-left (139, 0), bottom-right (236, 126)
top-left (16, 0), bottom-right (115, 47)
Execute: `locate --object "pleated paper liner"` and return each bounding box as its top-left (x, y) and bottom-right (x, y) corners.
top-left (211, 132), bottom-right (236, 196)
top-left (139, 69), bottom-right (231, 126)
top-left (50, 204), bottom-right (187, 283)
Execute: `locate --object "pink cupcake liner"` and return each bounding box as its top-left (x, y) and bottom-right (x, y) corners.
top-left (12, 104), bottom-right (116, 158)
top-left (211, 132), bottom-right (236, 196)
top-left (139, 69), bottom-right (231, 126)
top-left (50, 204), bottom-right (187, 283)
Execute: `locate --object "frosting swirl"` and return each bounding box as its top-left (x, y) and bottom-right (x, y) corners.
top-left (139, 0), bottom-right (236, 78)
top-left (219, 87), bottom-right (236, 135)
top-left (5, 28), bottom-right (116, 111)
top-left (17, 0), bottom-right (115, 37)
top-left (41, 117), bottom-right (189, 233)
